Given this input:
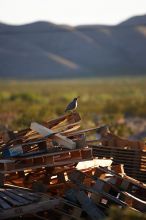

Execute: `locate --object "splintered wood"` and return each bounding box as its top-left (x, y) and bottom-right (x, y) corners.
top-left (0, 112), bottom-right (146, 219)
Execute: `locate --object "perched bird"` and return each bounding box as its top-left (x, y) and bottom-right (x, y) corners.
top-left (65, 97), bottom-right (79, 112)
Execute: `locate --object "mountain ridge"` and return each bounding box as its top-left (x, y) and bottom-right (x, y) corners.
top-left (0, 15), bottom-right (146, 79)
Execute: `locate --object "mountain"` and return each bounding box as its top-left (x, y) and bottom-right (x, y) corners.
top-left (0, 15), bottom-right (146, 79)
top-left (120, 15), bottom-right (146, 26)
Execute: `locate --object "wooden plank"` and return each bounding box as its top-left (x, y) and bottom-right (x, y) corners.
top-left (31, 122), bottom-right (76, 150)
top-left (120, 191), bottom-right (146, 212)
top-left (45, 112), bottom-right (81, 129)
top-left (92, 146), bottom-right (144, 154)
top-left (76, 190), bottom-right (105, 219)
top-left (12, 189), bottom-right (40, 201)
top-left (0, 148), bottom-right (92, 173)
top-left (13, 148), bottom-right (85, 160)
top-left (0, 197), bottom-right (11, 209)
top-left (4, 189), bottom-right (29, 204)
top-left (0, 191), bottom-right (22, 206)
top-left (66, 127), bottom-right (99, 137)
top-left (0, 194), bottom-right (60, 219)
top-left (55, 198), bottom-right (84, 220)
top-left (52, 121), bottom-right (80, 133)
top-left (96, 166), bottom-right (146, 187)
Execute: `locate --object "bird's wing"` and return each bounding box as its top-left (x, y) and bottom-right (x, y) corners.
top-left (65, 101), bottom-right (74, 112)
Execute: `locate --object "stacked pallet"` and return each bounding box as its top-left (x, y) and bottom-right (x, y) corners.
top-left (0, 112), bottom-right (96, 188)
top-left (47, 164), bottom-right (146, 220)
top-left (1, 164), bottom-right (145, 220)
top-left (0, 112), bottom-right (146, 219)
top-left (88, 125), bottom-right (146, 182)
top-left (91, 145), bottom-right (146, 182)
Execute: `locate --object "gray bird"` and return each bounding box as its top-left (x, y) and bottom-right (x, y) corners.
top-left (65, 97), bottom-right (79, 112)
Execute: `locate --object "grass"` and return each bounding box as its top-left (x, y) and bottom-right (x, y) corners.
top-left (0, 77), bottom-right (146, 136)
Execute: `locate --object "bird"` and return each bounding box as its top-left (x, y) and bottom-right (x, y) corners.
top-left (65, 97), bottom-right (79, 112)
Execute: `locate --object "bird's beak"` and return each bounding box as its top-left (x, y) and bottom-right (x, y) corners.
top-left (77, 96), bottom-right (80, 99)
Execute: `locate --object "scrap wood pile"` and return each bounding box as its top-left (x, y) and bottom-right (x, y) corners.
top-left (0, 112), bottom-right (95, 188)
top-left (0, 165), bottom-right (145, 219)
top-left (0, 111), bottom-right (145, 219)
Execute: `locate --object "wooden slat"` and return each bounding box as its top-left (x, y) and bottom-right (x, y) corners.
top-left (0, 189), bottom-right (60, 219)
top-left (31, 122), bottom-right (76, 150)
top-left (66, 127), bottom-right (99, 137)
top-left (0, 191), bottom-right (21, 206)
top-left (12, 188), bottom-right (40, 201)
top-left (0, 197), bottom-right (11, 209)
top-left (0, 148), bottom-right (92, 174)
top-left (4, 189), bottom-right (29, 204)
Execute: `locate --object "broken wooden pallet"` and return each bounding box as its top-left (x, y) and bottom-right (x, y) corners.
top-left (1, 112), bottom-right (81, 145)
top-left (90, 144), bottom-right (146, 182)
top-left (5, 159), bottom-right (112, 195)
top-left (93, 165), bottom-right (146, 201)
top-left (0, 185), bottom-right (60, 219)
top-left (0, 148), bottom-right (92, 173)
top-left (68, 169), bottom-right (146, 212)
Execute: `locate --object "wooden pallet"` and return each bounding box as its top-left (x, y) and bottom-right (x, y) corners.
top-left (91, 144), bottom-right (146, 182)
top-left (1, 112), bottom-right (81, 145)
top-left (94, 165), bottom-right (146, 201)
top-left (0, 148), bottom-right (92, 174)
top-left (68, 169), bottom-right (146, 212)
top-left (5, 159), bottom-right (111, 196)
top-left (0, 185), bottom-right (59, 219)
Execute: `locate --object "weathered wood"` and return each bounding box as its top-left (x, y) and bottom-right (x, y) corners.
top-left (0, 191), bottom-right (21, 206)
top-left (0, 173), bottom-right (5, 187)
top-left (0, 186), bottom-right (60, 219)
top-left (66, 127), bottom-right (99, 137)
top-left (93, 166), bottom-right (146, 200)
top-left (10, 189), bottom-right (40, 201)
top-left (1, 189), bottom-right (29, 204)
top-left (45, 112), bottom-right (81, 129)
top-left (76, 190), bottom-right (105, 220)
top-left (120, 191), bottom-right (146, 212)
top-left (91, 144), bottom-right (146, 182)
top-left (0, 197), bottom-right (11, 209)
top-left (31, 122), bottom-right (76, 150)
top-left (56, 198), bottom-right (83, 219)
top-left (0, 148), bottom-right (92, 173)
top-left (67, 168), bottom-right (145, 212)
top-left (95, 125), bottom-right (146, 150)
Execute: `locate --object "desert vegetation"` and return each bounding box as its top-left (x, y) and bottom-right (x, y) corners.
top-left (0, 77), bottom-right (146, 137)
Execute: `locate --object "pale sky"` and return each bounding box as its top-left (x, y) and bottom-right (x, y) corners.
top-left (0, 0), bottom-right (146, 26)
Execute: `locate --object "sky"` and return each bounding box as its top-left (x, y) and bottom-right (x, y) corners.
top-left (0, 0), bottom-right (146, 26)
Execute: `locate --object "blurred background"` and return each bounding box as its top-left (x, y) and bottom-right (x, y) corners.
top-left (0, 0), bottom-right (146, 139)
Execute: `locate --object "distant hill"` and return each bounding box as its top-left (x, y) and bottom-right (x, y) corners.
top-left (0, 15), bottom-right (146, 79)
top-left (120, 15), bottom-right (146, 26)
